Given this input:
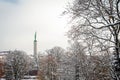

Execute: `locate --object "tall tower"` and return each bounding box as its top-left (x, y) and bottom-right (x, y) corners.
top-left (33, 32), bottom-right (39, 72)
top-left (34, 32), bottom-right (37, 59)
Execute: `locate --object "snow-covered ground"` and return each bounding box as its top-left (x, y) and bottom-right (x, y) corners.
top-left (0, 76), bottom-right (38, 80)
top-left (22, 79), bottom-right (37, 80)
top-left (0, 79), bottom-right (37, 80)
top-left (0, 76), bottom-right (37, 80)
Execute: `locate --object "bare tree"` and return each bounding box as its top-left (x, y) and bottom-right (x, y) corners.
top-left (65, 0), bottom-right (120, 79)
top-left (46, 47), bottom-right (65, 80)
top-left (68, 41), bottom-right (112, 80)
top-left (47, 46), bottom-right (65, 62)
top-left (69, 41), bottom-right (87, 80)
top-left (4, 50), bottom-right (31, 80)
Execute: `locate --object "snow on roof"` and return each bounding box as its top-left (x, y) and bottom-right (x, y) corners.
top-left (0, 51), bottom-right (10, 56)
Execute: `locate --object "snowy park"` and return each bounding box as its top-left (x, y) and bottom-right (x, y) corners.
top-left (1, 0), bottom-right (120, 80)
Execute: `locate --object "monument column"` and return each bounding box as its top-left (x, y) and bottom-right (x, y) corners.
top-left (34, 32), bottom-right (37, 58)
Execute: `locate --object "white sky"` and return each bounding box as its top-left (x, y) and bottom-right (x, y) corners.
top-left (0, 0), bottom-right (71, 54)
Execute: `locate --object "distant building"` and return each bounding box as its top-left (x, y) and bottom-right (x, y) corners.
top-left (0, 51), bottom-right (10, 78)
top-left (0, 55), bottom-right (4, 78)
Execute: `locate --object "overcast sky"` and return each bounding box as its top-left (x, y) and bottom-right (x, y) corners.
top-left (0, 0), bottom-right (71, 54)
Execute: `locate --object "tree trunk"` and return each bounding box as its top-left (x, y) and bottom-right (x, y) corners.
top-left (113, 30), bottom-right (120, 80)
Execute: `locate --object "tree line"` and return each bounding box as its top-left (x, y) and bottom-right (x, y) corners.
top-left (0, 44), bottom-right (112, 80)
